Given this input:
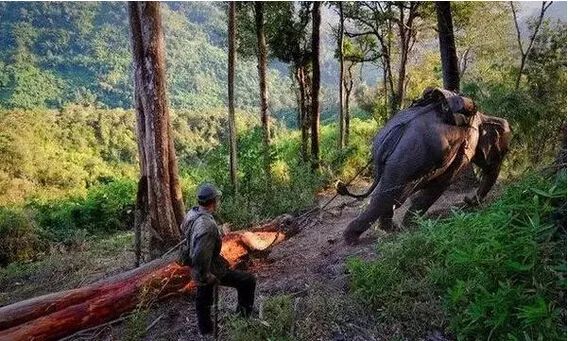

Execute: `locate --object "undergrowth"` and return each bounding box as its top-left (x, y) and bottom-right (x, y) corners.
top-left (0, 119), bottom-right (376, 264)
top-left (348, 171), bottom-right (567, 340)
top-left (227, 294), bottom-right (295, 341)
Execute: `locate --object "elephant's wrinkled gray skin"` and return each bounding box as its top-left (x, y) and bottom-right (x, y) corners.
top-left (338, 99), bottom-right (511, 245)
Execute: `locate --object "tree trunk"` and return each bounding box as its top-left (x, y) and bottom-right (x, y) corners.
top-left (435, 2), bottom-right (460, 92)
top-left (381, 61), bottom-right (389, 114)
top-left (296, 65), bottom-right (309, 162)
top-left (385, 13), bottom-right (396, 116)
top-left (345, 88), bottom-right (351, 146)
top-left (134, 176), bottom-right (148, 267)
top-left (228, 2), bottom-right (238, 191)
top-left (254, 2), bottom-right (270, 172)
top-left (395, 46), bottom-right (407, 111)
top-left (338, 2), bottom-right (345, 149)
top-left (0, 217), bottom-right (300, 341)
top-left (129, 2), bottom-right (185, 259)
top-left (310, 1), bottom-right (321, 171)
top-left (344, 64), bottom-right (355, 146)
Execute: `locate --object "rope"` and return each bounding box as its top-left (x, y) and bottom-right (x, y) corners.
top-left (296, 158), bottom-right (374, 224)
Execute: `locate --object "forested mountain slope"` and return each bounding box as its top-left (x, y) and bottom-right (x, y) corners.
top-left (0, 2), bottom-right (295, 112)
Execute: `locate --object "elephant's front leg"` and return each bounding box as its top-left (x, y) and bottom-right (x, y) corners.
top-left (403, 143), bottom-right (471, 226)
top-left (344, 181), bottom-right (404, 245)
top-left (402, 184), bottom-right (447, 227)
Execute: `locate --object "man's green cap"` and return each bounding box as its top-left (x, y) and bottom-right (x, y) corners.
top-left (197, 183), bottom-right (222, 203)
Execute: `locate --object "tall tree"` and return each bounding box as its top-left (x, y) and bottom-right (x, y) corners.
top-left (310, 1), bottom-right (321, 170)
top-left (128, 2), bottom-right (185, 259)
top-left (510, 1), bottom-right (553, 90)
top-left (234, 3), bottom-right (311, 161)
top-left (436, 2), bottom-right (474, 183)
top-left (228, 1), bottom-right (238, 190)
top-left (435, 2), bottom-right (460, 91)
top-left (344, 2), bottom-right (423, 115)
top-left (254, 2), bottom-right (270, 172)
top-left (337, 2), bottom-right (346, 149)
top-left (273, 3), bottom-right (312, 162)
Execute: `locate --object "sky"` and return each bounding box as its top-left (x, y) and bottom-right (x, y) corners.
top-left (520, 1), bottom-right (567, 22)
top-left (319, 1), bottom-right (567, 87)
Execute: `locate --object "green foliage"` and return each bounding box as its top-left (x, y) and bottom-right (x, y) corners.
top-left (184, 126), bottom-right (325, 228)
top-left (0, 107), bottom-right (137, 205)
top-left (0, 179), bottom-right (136, 265)
top-left (0, 2), bottom-right (297, 113)
top-left (227, 294), bottom-right (295, 341)
top-left (29, 179), bottom-right (136, 241)
top-left (0, 207), bottom-right (46, 266)
top-left (0, 102), bottom-right (377, 262)
top-left (124, 309), bottom-right (150, 341)
top-left (348, 172), bottom-right (567, 340)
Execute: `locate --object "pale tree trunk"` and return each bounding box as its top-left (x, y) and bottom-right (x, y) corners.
top-left (436, 2), bottom-right (460, 92)
top-left (310, 1), bottom-right (321, 170)
top-left (295, 65), bottom-right (310, 162)
top-left (129, 2), bottom-right (185, 259)
top-left (254, 2), bottom-right (270, 173)
top-left (385, 6), bottom-right (397, 116)
top-left (338, 2), bottom-right (346, 149)
top-left (393, 2), bottom-right (419, 111)
top-left (228, 2), bottom-right (238, 191)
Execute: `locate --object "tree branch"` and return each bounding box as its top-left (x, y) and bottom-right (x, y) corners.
top-left (510, 1), bottom-right (524, 54)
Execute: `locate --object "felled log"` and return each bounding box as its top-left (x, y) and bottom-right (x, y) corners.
top-left (0, 215), bottom-right (298, 341)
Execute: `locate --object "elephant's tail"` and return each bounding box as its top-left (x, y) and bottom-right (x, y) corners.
top-left (336, 164), bottom-right (382, 199)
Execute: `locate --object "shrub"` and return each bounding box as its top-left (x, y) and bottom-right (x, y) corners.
top-left (183, 126), bottom-right (324, 228)
top-left (348, 172), bottom-right (567, 340)
top-left (0, 207), bottom-right (46, 265)
top-left (28, 179), bottom-right (136, 242)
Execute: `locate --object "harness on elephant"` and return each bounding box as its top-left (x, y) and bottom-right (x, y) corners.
top-left (410, 87), bottom-right (478, 127)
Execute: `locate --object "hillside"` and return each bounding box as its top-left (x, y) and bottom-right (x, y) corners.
top-left (0, 2), bottom-right (295, 113)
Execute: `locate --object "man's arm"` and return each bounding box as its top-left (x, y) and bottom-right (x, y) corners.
top-left (191, 218), bottom-right (218, 284)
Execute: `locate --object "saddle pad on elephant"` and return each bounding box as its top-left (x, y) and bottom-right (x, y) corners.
top-left (421, 87), bottom-right (477, 117)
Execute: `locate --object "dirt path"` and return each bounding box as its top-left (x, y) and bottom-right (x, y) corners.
top-left (109, 182), bottom-right (476, 341)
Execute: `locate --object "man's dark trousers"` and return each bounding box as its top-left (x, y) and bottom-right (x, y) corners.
top-left (195, 269), bottom-right (256, 335)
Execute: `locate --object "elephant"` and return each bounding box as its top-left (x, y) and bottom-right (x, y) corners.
top-left (338, 88), bottom-right (511, 245)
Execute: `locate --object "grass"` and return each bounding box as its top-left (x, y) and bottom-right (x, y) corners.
top-left (347, 171), bottom-right (567, 340)
top-left (225, 284), bottom-right (388, 341)
top-left (0, 231), bottom-right (133, 305)
top-left (226, 294), bottom-right (295, 341)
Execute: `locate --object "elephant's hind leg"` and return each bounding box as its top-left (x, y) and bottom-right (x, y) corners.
top-left (344, 180), bottom-right (404, 245)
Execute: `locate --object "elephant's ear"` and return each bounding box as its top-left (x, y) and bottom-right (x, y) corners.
top-left (476, 114), bottom-right (511, 166)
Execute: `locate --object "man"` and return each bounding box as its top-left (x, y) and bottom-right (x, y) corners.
top-left (181, 183), bottom-right (256, 337)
